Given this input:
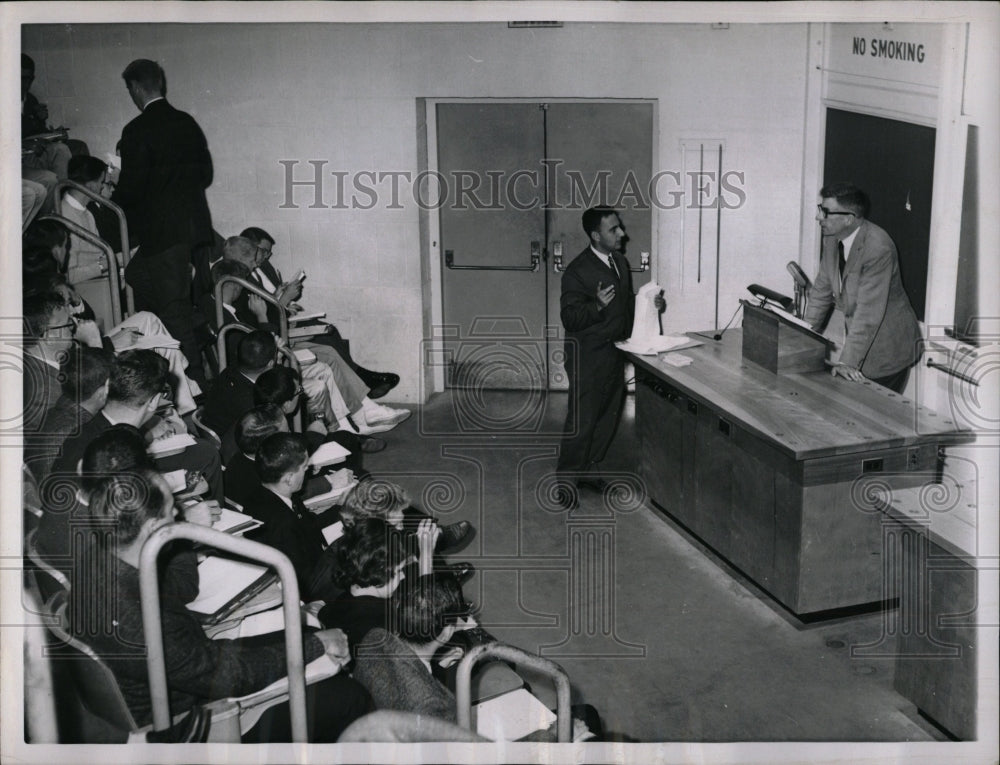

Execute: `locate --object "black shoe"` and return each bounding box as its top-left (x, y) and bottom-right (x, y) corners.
top-left (437, 520), bottom-right (475, 554)
top-left (577, 477), bottom-right (609, 494)
top-left (146, 705), bottom-right (212, 743)
top-left (359, 369), bottom-right (400, 399)
top-left (445, 560), bottom-right (475, 584)
top-left (359, 436), bottom-right (387, 453)
top-left (554, 484), bottom-right (579, 510)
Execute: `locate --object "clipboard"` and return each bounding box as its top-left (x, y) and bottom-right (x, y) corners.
top-left (187, 555), bottom-right (278, 625)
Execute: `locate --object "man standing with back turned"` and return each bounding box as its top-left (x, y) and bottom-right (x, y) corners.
top-left (805, 183), bottom-right (922, 393)
top-left (113, 59), bottom-right (213, 385)
top-left (556, 207), bottom-right (637, 510)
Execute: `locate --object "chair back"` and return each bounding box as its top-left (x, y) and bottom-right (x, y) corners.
top-left (190, 407), bottom-right (223, 450)
top-left (25, 527), bottom-right (71, 601)
top-left (41, 590), bottom-right (140, 733)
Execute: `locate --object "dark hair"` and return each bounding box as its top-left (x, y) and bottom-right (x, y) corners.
top-left (581, 206), bottom-right (619, 237)
top-left (819, 182), bottom-right (870, 219)
top-left (80, 424), bottom-right (154, 496)
top-left (237, 330), bottom-right (277, 372)
top-left (341, 478), bottom-right (410, 527)
top-left (108, 349), bottom-right (169, 408)
top-left (234, 403), bottom-right (285, 456)
top-left (255, 432), bottom-right (309, 484)
top-left (240, 227), bottom-right (275, 246)
top-left (60, 345), bottom-right (113, 400)
top-left (22, 247), bottom-right (62, 281)
top-left (333, 518), bottom-right (408, 590)
top-left (89, 467), bottom-right (168, 545)
top-left (253, 365), bottom-right (299, 407)
top-left (22, 292), bottom-right (67, 344)
top-left (397, 573), bottom-right (466, 645)
top-left (67, 155), bottom-right (108, 185)
top-left (121, 59), bottom-right (165, 94)
top-left (22, 53), bottom-right (35, 72)
top-left (24, 219), bottom-right (69, 255)
top-left (210, 257), bottom-right (250, 288)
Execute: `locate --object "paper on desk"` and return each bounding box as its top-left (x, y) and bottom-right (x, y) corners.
top-left (303, 476), bottom-right (357, 511)
top-left (214, 506), bottom-right (263, 535)
top-left (289, 310), bottom-right (326, 324)
top-left (162, 469), bottom-right (187, 493)
top-left (130, 334), bottom-right (181, 351)
top-left (474, 688), bottom-right (557, 741)
top-left (292, 347), bottom-right (317, 365)
top-left (323, 521), bottom-right (345, 546)
top-left (309, 441), bottom-right (350, 468)
top-left (616, 336), bottom-right (693, 355)
top-left (147, 432), bottom-right (197, 457)
top-left (187, 557), bottom-right (270, 617)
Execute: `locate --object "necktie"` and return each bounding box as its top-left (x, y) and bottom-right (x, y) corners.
top-left (837, 241), bottom-right (846, 284)
top-left (608, 254), bottom-right (620, 280)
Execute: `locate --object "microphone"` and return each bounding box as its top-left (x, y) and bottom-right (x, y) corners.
top-left (786, 261), bottom-right (811, 289)
top-left (747, 284), bottom-right (794, 311)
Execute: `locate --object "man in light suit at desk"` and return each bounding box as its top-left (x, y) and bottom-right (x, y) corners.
top-left (805, 183), bottom-right (922, 393)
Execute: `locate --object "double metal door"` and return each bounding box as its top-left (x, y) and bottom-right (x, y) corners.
top-left (438, 101), bottom-right (653, 391)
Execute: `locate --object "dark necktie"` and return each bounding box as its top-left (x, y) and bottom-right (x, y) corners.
top-left (608, 254), bottom-right (620, 280)
top-left (837, 241), bottom-right (846, 284)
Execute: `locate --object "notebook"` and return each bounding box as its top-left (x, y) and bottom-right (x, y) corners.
top-left (187, 556), bottom-right (277, 624)
top-left (288, 310), bottom-right (326, 324)
top-left (308, 441), bottom-right (350, 468)
top-left (474, 688), bottom-right (557, 741)
top-left (147, 433), bottom-right (197, 457)
top-left (214, 506), bottom-right (263, 536)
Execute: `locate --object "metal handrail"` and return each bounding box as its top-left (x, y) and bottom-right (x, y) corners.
top-left (138, 523), bottom-right (309, 741)
top-left (455, 643), bottom-right (572, 742)
top-left (54, 180), bottom-right (134, 315)
top-left (37, 214), bottom-right (124, 326)
top-left (214, 276), bottom-right (289, 348)
top-left (552, 248), bottom-right (650, 274)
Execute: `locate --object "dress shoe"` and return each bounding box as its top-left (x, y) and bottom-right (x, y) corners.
top-left (356, 405), bottom-right (411, 434)
top-left (577, 477), bottom-right (609, 494)
top-left (359, 436), bottom-right (387, 453)
top-left (359, 369), bottom-right (400, 399)
top-left (437, 520), bottom-right (475, 554)
top-left (146, 705), bottom-right (212, 743)
top-left (445, 560), bottom-right (475, 584)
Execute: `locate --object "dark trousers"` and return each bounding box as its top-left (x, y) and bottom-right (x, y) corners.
top-left (125, 243), bottom-right (204, 385)
top-left (557, 339), bottom-right (626, 477)
top-left (242, 672), bottom-right (373, 743)
top-left (870, 366), bottom-right (911, 394)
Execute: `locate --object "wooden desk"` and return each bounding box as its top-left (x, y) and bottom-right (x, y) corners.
top-left (630, 330), bottom-right (973, 614)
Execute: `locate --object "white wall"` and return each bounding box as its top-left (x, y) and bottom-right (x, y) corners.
top-left (23, 22), bottom-right (812, 402)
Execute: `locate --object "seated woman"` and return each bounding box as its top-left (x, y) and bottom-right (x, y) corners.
top-left (68, 466), bottom-right (372, 741)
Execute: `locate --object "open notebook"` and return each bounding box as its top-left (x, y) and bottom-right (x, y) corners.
top-left (474, 687), bottom-right (557, 740)
top-left (186, 556), bottom-right (277, 625)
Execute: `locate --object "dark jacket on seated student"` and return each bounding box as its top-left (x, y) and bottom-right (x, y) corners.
top-left (243, 432), bottom-right (340, 602)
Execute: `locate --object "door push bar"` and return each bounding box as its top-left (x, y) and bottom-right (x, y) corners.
top-left (445, 242), bottom-right (540, 272)
top-left (551, 240), bottom-right (650, 274)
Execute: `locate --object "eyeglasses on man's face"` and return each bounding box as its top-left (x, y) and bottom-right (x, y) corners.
top-left (816, 205), bottom-right (854, 219)
top-left (45, 321), bottom-right (76, 334)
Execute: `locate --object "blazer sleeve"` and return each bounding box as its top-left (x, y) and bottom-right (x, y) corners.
top-left (804, 245), bottom-right (835, 331)
top-left (839, 241), bottom-right (896, 370)
top-left (560, 266), bottom-right (604, 332)
top-left (111, 125), bottom-right (151, 213)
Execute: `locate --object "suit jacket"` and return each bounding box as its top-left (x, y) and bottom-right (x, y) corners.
top-left (112, 99), bottom-right (213, 255)
top-left (804, 220), bottom-right (922, 378)
top-left (69, 547), bottom-right (323, 728)
top-left (201, 365), bottom-right (257, 438)
top-left (560, 247), bottom-right (635, 356)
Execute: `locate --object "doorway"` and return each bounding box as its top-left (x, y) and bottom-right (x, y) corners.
top-left (435, 101), bottom-right (655, 393)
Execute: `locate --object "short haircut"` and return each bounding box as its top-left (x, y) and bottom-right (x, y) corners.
top-left (222, 236), bottom-right (257, 267)
top-left (79, 424), bottom-right (153, 496)
top-left (234, 404), bottom-right (285, 456)
top-left (22, 292), bottom-right (67, 343)
top-left (397, 573), bottom-right (466, 645)
top-left (333, 517), bottom-right (408, 590)
top-left (60, 345), bottom-right (113, 400)
top-left (240, 227), bottom-right (275, 246)
top-left (819, 182), bottom-right (870, 219)
top-left (22, 247), bottom-right (61, 281)
top-left (89, 467), bottom-right (168, 545)
top-left (253, 365), bottom-right (299, 407)
top-left (255, 432), bottom-right (309, 485)
top-left (121, 59), bottom-right (165, 94)
top-left (67, 155), bottom-right (108, 185)
top-left (108, 349), bottom-right (169, 408)
top-left (237, 330), bottom-right (277, 372)
top-left (581, 206), bottom-right (620, 237)
top-left (22, 53), bottom-right (35, 72)
top-left (24, 219), bottom-right (69, 255)
top-left (341, 478), bottom-right (410, 527)
top-left (210, 258), bottom-right (250, 286)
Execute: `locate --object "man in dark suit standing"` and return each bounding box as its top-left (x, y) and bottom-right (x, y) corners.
top-left (804, 183), bottom-right (922, 393)
top-left (113, 59), bottom-right (213, 385)
top-left (556, 207), bottom-right (638, 509)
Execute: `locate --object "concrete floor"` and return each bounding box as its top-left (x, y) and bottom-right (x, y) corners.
top-left (365, 388), bottom-right (947, 743)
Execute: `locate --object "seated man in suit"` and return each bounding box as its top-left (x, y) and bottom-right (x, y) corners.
top-left (243, 432), bottom-right (342, 603)
top-left (240, 225), bottom-right (399, 399)
top-left (51, 349), bottom-right (223, 502)
top-left (25, 345), bottom-right (113, 482)
top-left (221, 236), bottom-right (409, 435)
top-left (69, 466), bottom-right (372, 741)
top-left (22, 292), bottom-right (75, 437)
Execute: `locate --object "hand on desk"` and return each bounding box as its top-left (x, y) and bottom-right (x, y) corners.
top-left (831, 363), bottom-right (866, 383)
top-left (315, 627), bottom-right (351, 667)
top-left (183, 499), bottom-right (222, 527)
